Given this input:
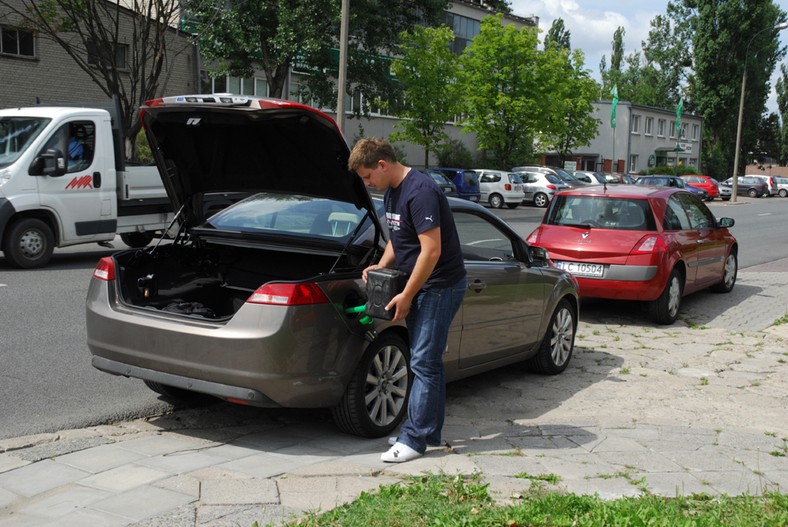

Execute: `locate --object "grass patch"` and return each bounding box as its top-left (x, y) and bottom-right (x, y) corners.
top-left (514, 472), bottom-right (562, 484)
top-left (285, 474), bottom-right (788, 527)
top-left (773, 314), bottom-right (788, 326)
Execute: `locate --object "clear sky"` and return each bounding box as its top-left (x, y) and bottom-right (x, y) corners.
top-left (508, 0), bottom-right (785, 115)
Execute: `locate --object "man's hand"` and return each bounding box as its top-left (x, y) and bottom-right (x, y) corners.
top-left (362, 264), bottom-right (384, 284)
top-left (385, 291), bottom-right (414, 322)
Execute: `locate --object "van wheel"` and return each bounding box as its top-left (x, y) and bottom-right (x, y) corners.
top-left (332, 333), bottom-right (411, 438)
top-left (649, 268), bottom-right (683, 325)
top-left (534, 192), bottom-right (549, 208)
top-left (524, 299), bottom-right (575, 374)
top-left (121, 232), bottom-right (155, 248)
top-left (489, 193), bottom-right (504, 209)
top-left (2, 218), bottom-right (54, 269)
top-left (710, 251), bottom-right (737, 293)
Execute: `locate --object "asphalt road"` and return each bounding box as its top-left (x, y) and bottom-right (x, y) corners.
top-left (0, 195), bottom-right (786, 440)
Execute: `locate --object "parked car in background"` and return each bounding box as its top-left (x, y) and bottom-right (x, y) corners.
top-left (474, 169), bottom-right (524, 209)
top-left (573, 171), bottom-right (606, 184)
top-left (774, 176), bottom-right (788, 197)
top-left (434, 168), bottom-right (482, 203)
top-left (526, 185), bottom-right (738, 325)
top-left (681, 175), bottom-right (721, 201)
top-left (605, 173), bottom-right (637, 184)
top-left (717, 179), bottom-right (732, 200)
top-left (751, 175), bottom-right (778, 196)
top-left (635, 175), bottom-right (708, 201)
top-left (425, 169), bottom-right (457, 197)
top-left (515, 170), bottom-right (569, 208)
top-left (85, 95), bottom-right (580, 440)
top-left (512, 165), bottom-right (586, 188)
top-left (719, 176), bottom-right (768, 198)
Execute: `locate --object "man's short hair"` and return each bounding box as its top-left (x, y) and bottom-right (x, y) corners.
top-left (348, 138), bottom-right (397, 172)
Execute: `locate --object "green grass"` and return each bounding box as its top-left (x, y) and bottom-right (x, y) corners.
top-left (277, 474), bottom-right (788, 527)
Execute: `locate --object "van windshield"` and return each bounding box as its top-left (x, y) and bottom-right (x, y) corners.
top-left (0, 117), bottom-right (51, 169)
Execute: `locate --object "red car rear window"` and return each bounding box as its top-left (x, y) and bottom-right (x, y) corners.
top-left (546, 196), bottom-right (657, 231)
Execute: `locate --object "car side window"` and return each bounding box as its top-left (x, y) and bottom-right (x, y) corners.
top-left (39, 121), bottom-right (96, 173)
top-left (677, 193), bottom-right (714, 229)
top-left (453, 211), bottom-right (515, 261)
top-left (664, 196), bottom-right (691, 230)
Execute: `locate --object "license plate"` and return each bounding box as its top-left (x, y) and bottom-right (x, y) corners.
top-left (555, 261), bottom-right (604, 277)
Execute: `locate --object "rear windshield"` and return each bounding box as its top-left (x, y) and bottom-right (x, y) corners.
top-left (462, 170), bottom-right (479, 187)
top-left (546, 195), bottom-right (657, 231)
top-left (508, 173), bottom-right (523, 184)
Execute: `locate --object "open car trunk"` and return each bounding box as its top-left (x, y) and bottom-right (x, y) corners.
top-left (113, 242), bottom-right (364, 319)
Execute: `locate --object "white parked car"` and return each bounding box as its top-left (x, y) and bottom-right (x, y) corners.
top-left (474, 169), bottom-right (524, 209)
top-left (515, 170), bottom-right (570, 208)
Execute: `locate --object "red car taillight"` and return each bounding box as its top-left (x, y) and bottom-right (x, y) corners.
top-left (546, 184), bottom-right (556, 190)
top-left (630, 235), bottom-right (668, 255)
top-left (247, 283), bottom-right (330, 306)
top-left (92, 257), bottom-right (116, 281)
top-left (525, 228), bottom-right (541, 245)
top-left (505, 183), bottom-right (512, 191)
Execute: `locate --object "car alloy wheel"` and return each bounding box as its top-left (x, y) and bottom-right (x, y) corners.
top-left (525, 299), bottom-right (575, 374)
top-left (649, 268), bottom-right (683, 325)
top-left (711, 251), bottom-right (737, 293)
top-left (489, 193), bottom-right (504, 209)
top-left (780, 189), bottom-right (787, 198)
top-left (534, 192), bottom-right (549, 208)
top-left (331, 333), bottom-right (411, 437)
top-left (748, 188), bottom-right (758, 198)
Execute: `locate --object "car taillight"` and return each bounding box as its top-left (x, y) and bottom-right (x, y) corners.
top-left (546, 184), bottom-right (556, 190)
top-left (505, 183), bottom-right (512, 191)
top-left (92, 257), bottom-right (116, 281)
top-left (247, 283), bottom-right (330, 306)
top-left (525, 228), bottom-right (541, 245)
top-left (630, 235), bottom-right (668, 255)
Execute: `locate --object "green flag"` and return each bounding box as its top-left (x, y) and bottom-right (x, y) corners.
top-left (610, 84), bottom-right (619, 129)
top-left (675, 97), bottom-right (683, 136)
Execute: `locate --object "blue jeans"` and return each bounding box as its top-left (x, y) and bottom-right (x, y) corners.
top-left (398, 278), bottom-right (466, 454)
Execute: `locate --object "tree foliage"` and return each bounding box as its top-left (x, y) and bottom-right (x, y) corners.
top-left (600, 26), bottom-right (626, 95)
top-left (389, 26), bottom-right (461, 168)
top-left (189, 0), bottom-right (450, 113)
top-left (777, 64), bottom-right (788, 164)
top-left (756, 113), bottom-right (781, 163)
top-left (544, 18), bottom-right (570, 51)
top-left (0, 0), bottom-right (190, 159)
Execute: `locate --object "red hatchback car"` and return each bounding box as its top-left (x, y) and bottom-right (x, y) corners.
top-left (681, 175), bottom-right (722, 201)
top-left (526, 185), bottom-right (738, 324)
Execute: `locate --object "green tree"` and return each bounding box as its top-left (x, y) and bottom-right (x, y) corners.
top-left (389, 26), bottom-right (461, 168)
top-left (676, 0), bottom-right (787, 179)
top-left (600, 26), bottom-right (626, 95)
top-left (189, 0), bottom-right (450, 113)
top-left (544, 18), bottom-right (571, 51)
top-left (456, 15), bottom-right (552, 169)
top-left (0, 0), bottom-right (189, 160)
top-left (756, 113), bottom-right (781, 162)
top-left (776, 64), bottom-right (788, 164)
top-left (538, 49), bottom-right (600, 165)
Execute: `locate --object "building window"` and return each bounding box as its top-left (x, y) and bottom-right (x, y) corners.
top-left (87, 40), bottom-right (128, 69)
top-left (692, 124), bottom-right (699, 141)
top-left (657, 119), bottom-right (666, 137)
top-left (1, 25), bottom-right (35, 57)
top-left (689, 158), bottom-right (698, 167)
top-left (201, 74), bottom-right (268, 96)
top-left (680, 123), bottom-right (688, 139)
top-left (631, 115), bottom-right (640, 134)
top-left (645, 117), bottom-right (653, 136)
top-left (629, 154), bottom-right (638, 172)
top-left (669, 120), bottom-right (676, 139)
top-left (443, 12), bottom-right (481, 54)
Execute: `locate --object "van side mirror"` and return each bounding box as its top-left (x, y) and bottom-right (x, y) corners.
top-left (30, 149), bottom-right (67, 177)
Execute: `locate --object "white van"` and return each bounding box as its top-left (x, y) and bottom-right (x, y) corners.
top-left (473, 169), bottom-right (524, 209)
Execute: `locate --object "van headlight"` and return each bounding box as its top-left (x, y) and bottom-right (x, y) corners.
top-left (0, 168), bottom-right (11, 189)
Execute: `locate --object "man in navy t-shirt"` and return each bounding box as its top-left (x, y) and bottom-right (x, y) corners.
top-left (349, 138), bottom-right (466, 463)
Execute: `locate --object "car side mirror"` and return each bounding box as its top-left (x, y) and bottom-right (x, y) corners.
top-left (527, 244), bottom-right (550, 265)
top-left (718, 217), bottom-right (735, 228)
top-left (30, 149), bottom-right (67, 177)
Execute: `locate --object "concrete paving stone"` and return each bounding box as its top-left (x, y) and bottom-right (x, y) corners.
top-left (563, 476), bottom-right (644, 499)
top-left (151, 474), bottom-right (201, 498)
top-left (134, 450), bottom-right (224, 475)
top-left (536, 452), bottom-right (621, 481)
top-left (216, 451), bottom-right (301, 479)
top-left (196, 504), bottom-right (296, 527)
top-left (699, 470), bottom-right (776, 496)
top-left (664, 448), bottom-right (767, 473)
top-left (0, 487), bottom-right (17, 508)
top-left (0, 512), bottom-right (49, 527)
top-left (43, 507), bottom-right (131, 527)
top-left (0, 459), bottom-right (89, 498)
top-left (469, 453), bottom-right (553, 477)
top-left (79, 464), bottom-right (171, 493)
top-left (230, 430), bottom-right (313, 452)
top-left (276, 475), bottom-right (383, 511)
top-left (716, 430), bottom-right (787, 451)
top-left (483, 474), bottom-right (533, 505)
top-left (19, 484), bottom-right (112, 519)
top-left (90, 484), bottom-right (195, 522)
top-left (633, 471), bottom-right (711, 497)
top-left (763, 470), bottom-right (788, 492)
top-left (0, 453), bottom-right (28, 474)
top-left (381, 450), bottom-right (479, 477)
top-left (113, 434), bottom-right (215, 456)
top-left (55, 444), bottom-right (149, 473)
top-left (297, 434), bottom-right (380, 456)
top-left (201, 478), bottom-right (279, 505)
top-left (13, 436), bottom-right (113, 463)
top-left (126, 504), bottom-right (195, 527)
top-left (595, 450), bottom-right (684, 474)
top-left (588, 435), bottom-right (652, 454)
top-left (200, 442), bottom-right (259, 461)
top-left (282, 458), bottom-right (380, 477)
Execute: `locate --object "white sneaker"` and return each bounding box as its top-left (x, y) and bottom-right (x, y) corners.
top-left (381, 442), bottom-right (422, 463)
top-left (389, 436), bottom-right (447, 448)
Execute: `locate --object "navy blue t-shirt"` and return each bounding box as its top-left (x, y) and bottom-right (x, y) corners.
top-left (384, 169), bottom-right (466, 289)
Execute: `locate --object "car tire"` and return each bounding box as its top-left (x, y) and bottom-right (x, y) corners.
top-left (121, 232), bottom-right (155, 248)
top-left (1, 217), bottom-right (55, 269)
top-left (489, 193), bottom-right (504, 209)
top-left (524, 299), bottom-right (575, 375)
top-left (649, 268), bottom-right (683, 325)
top-left (710, 250), bottom-right (737, 294)
top-left (331, 333), bottom-right (411, 438)
top-left (506, 203), bottom-right (519, 209)
top-left (780, 189), bottom-right (788, 198)
top-left (534, 192), bottom-right (549, 208)
top-left (748, 188), bottom-right (758, 198)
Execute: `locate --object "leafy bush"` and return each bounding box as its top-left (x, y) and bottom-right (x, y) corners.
top-left (435, 138), bottom-right (474, 168)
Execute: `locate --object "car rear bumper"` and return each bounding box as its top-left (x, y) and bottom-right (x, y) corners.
top-left (571, 264), bottom-right (664, 300)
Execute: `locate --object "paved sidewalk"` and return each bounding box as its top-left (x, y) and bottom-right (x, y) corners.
top-left (1, 261), bottom-right (787, 527)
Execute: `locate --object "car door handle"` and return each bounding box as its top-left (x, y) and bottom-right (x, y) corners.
top-left (468, 279), bottom-right (486, 293)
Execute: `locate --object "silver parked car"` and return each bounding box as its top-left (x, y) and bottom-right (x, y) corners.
top-left (86, 95), bottom-right (580, 439)
top-left (774, 176), bottom-right (788, 197)
top-left (516, 170), bottom-right (570, 207)
top-left (474, 169), bottom-right (524, 209)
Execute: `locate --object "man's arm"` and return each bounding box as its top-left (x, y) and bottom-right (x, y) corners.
top-left (362, 240), bottom-right (396, 283)
top-left (386, 226), bottom-right (441, 321)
